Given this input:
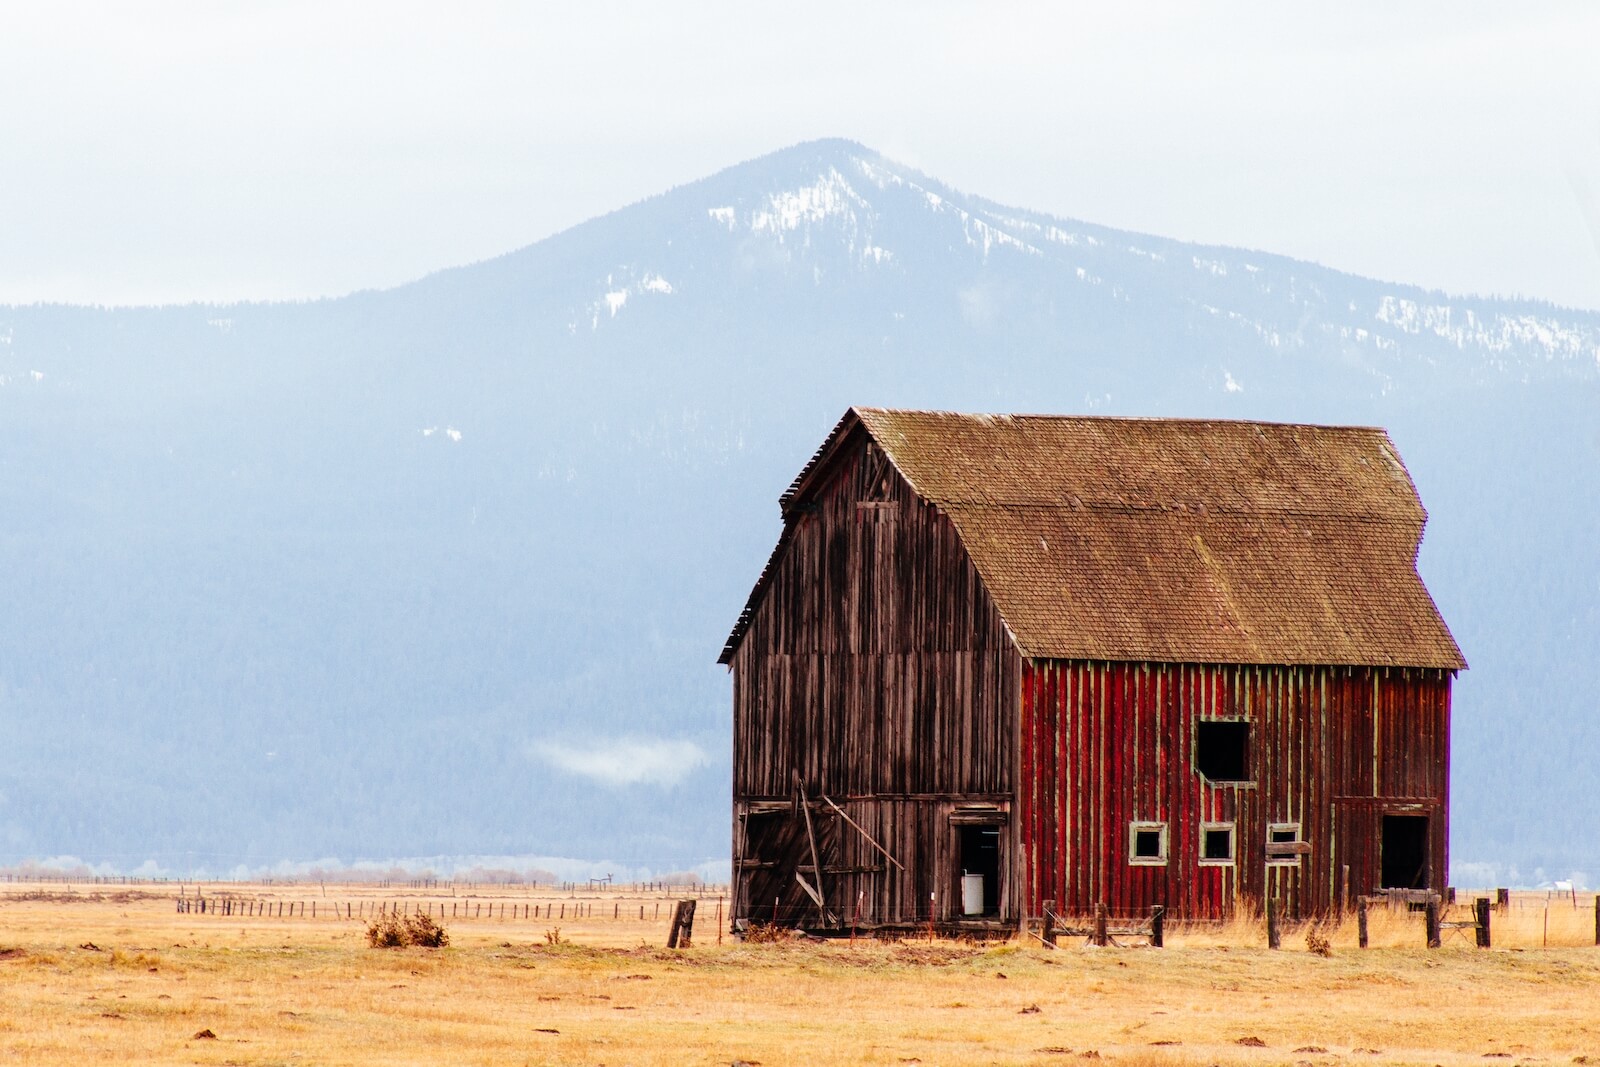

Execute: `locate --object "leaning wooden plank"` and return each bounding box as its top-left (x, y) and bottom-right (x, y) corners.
top-left (821, 795), bottom-right (907, 872)
top-left (796, 777), bottom-right (828, 925)
top-left (794, 872), bottom-right (824, 908)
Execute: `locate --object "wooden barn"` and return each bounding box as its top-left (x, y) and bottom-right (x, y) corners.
top-left (720, 408), bottom-right (1465, 929)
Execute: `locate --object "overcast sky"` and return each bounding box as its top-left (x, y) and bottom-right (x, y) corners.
top-left (4, 2), bottom-right (1598, 309)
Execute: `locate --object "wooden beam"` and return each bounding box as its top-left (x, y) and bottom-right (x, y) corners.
top-left (821, 795), bottom-right (906, 873)
top-left (796, 775), bottom-right (827, 926)
top-left (794, 872), bottom-right (824, 909)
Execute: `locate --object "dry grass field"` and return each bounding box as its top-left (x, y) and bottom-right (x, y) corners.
top-left (0, 882), bottom-right (1595, 1066)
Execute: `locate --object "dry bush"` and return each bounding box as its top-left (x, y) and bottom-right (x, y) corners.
top-left (740, 923), bottom-right (789, 944)
top-left (405, 912), bottom-right (449, 948)
top-left (366, 914), bottom-right (407, 948)
top-left (365, 912), bottom-right (449, 949)
top-left (543, 927), bottom-right (563, 945)
top-left (1305, 926), bottom-right (1333, 957)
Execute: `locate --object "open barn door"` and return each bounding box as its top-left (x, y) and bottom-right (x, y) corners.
top-left (950, 807), bottom-right (1008, 920)
top-left (738, 805), bottom-right (811, 926)
top-left (735, 793), bottom-right (842, 929)
top-left (1381, 814), bottom-right (1430, 890)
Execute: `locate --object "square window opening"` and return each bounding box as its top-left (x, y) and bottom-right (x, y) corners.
top-left (1200, 823), bottom-right (1235, 865)
top-left (1195, 720), bottom-right (1251, 782)
top-left (1128, 822), bottom-right (1168, 866)
top-left (1267, 821), bottom-right (1303, 866)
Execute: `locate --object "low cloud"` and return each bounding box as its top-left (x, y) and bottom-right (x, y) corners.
top-left (532, 738), bottom-right (709, 788)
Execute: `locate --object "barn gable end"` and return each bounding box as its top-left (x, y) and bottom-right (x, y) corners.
top-left (727, 421), bottom-right (1023, 927)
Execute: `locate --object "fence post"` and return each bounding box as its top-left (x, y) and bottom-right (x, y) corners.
top-left (1266, 898), bottom-right (1281, 950)
top-left (1594, 895), bottom-right (1599, 947)
top-left (1093, 902), bottom-right (1108, 947)
top-left (1425, 901), bottom-right (1441, 948)
top-left (1357, 898), bottom-right (1369, 948)
top-left (1042, 899), bottom-right (1057, 947)
top-left (1496, 887), bottom-right (1510, 911)
top-left (1475, 897), bottom-right (1491, 948)
top-left (667, 899), bottom-right (697, 949)
top-left (1150, 905), bottom-right (1165, 948)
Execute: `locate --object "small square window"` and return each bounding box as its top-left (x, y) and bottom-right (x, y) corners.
top-left (1267, 822), bottom-right (1303, 866)
top-left (1128, 822), bottom-right (1168, 866)
top-left (1195, 720), bottom-right (1251, 783)
top-left (1199, 822), bottom-right (1235, 865)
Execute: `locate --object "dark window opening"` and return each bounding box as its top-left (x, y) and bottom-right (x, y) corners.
top-left (1129, 822), bottom-right (1168, 865)
top-left (1195, 720), bottom-right (1251, 782)
top-left (1381, 815), bottom-right (1429, 889)
top-left (1267, 822), bottom-right (1303, 866)
top-left (958, 825), bottom-right (1001, 916)
top-left (1201, 824), bottom-right (1235, 864)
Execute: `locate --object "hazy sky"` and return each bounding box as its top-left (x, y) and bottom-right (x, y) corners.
top-left (4, 2), bottom-right (1598, 308)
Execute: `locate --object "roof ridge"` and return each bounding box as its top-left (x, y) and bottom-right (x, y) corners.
top-left (853, 405), bottom-right (1390, 433)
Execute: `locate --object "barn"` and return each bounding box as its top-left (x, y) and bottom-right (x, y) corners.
top-left (720, 407), bottom-right (1465, 930)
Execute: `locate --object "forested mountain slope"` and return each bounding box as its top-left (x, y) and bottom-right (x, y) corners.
top-left (1, 140), bottom-right (1594, 882)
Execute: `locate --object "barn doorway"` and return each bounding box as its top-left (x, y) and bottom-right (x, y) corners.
top-left (957, 825), bottom-right (1001, 916)
top-left (1381, 815), bottom-right (1429, 889)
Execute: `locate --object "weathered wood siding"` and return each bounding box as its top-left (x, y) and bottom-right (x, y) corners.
top-left (738, 798), bottom-right (1013, 926)
top-left (730, 428), bottom-right (1022, 924)
top-left (1020, 661), bottom-right (1452, 920)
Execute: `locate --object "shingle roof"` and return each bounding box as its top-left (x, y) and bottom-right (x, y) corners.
top-left (728, 407), bottom-right (1465, 669)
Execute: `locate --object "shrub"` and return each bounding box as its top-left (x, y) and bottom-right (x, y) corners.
top-left (741, 923), bottom-right (788, 944)
top-left (366, 912), bottom-right (449, 949)
top-left (406, 912), bottom-right (449, 948)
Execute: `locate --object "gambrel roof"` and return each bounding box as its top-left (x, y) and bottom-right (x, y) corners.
top-left (722, 407), bottom-right (1466, 669)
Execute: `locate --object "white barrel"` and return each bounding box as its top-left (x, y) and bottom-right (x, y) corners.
top-left (961, 872), bottom-right (984, 915)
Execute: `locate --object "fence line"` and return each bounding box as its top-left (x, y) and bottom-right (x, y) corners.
top-left (172, 895), bottom-right (728, 923)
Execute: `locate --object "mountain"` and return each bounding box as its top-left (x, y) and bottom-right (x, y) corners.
top-left (1, 139), bottom-right (1596, 883)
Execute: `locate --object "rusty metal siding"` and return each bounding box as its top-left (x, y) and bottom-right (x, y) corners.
top-left (730, 428), bottom-right (1023, 926)
top-left (1020, 661), bottom-right (1452, 920)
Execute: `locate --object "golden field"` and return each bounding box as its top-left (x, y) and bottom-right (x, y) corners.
top-left (0, 882), bottom-right (1595, 1066)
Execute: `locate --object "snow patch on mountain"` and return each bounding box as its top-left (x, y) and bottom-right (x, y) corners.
top-left (1377, 295), bottom-right (1600, 365)
top-left (749, 167), bottom-right (868, 237)
top-left (577, 270), bottom-right (677, 331)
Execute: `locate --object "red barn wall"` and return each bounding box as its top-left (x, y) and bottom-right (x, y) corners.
top-left (1020, 661), bottom-right (1451, 920)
